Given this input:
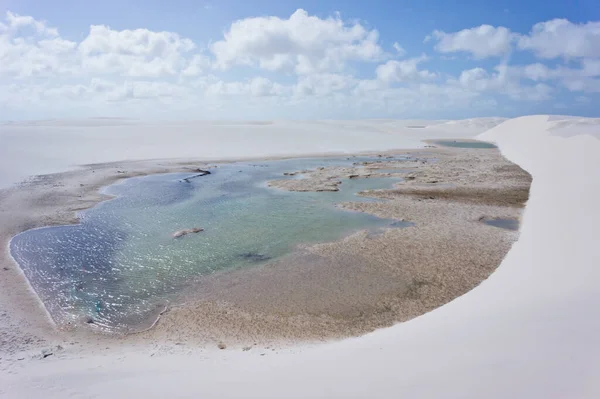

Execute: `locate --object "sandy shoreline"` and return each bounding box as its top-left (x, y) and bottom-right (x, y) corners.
top-left (0, 145), bottom-right (531, 356)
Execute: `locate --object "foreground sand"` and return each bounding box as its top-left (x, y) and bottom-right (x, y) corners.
top-left (0, 144), bottom-right (530, 355)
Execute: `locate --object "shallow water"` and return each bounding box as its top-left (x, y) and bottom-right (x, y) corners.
top-left (368, 168), bottom-right (411, 174)
top-left (483, 218), bottom-right (519, 231)
top-left (10, 156), bottom-right (410, 333)
top-left (432, 140), bottom-right (497, 149)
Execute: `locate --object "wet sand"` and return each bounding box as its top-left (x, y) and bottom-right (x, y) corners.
top-left (0, 146), bottom-right (531, 353)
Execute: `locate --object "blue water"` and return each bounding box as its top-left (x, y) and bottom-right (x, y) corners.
top-left (10, 156), bottom-right (412, 333)
top-left (431, 140), bottom-right (497, 149)
top-left (483, 218), bottom-right (519, 231)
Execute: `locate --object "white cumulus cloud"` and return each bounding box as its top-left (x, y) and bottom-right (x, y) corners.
top-left (0, 11), bottom-right (202, 79)
top-left (517, 19), bottom-right (600, 59)
top-left (453, 65), bottom-right (553, 101)
top-left (505, 62), bottom-right (600, 93)
top-left (294, 73), bottom-right (355, 97)
top-left (249, 77), bottom-right (285, 97)
top-left (392, 42), bottom-right (406, 56)
top-left (429, 25), bottom-right (514, 58)
top-left (78, 25), bottom-right (196, 77)
top-left (210, 9), bottom-right (384, 75)
top-left (0, 12), bottom-right (77, 78)
top-left (181, 54), bottom-right (211, 77)
top-left (376, 56), bottom-right (436, 83)
top-left (1, 11), bottom-right (58, 36)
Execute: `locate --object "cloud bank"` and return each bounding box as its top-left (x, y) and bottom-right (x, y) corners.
top-left (0, 10), bottom-right (599, 119)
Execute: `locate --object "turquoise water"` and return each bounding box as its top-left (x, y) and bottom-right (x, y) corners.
top-left (432, 140), bottom-right (497, 149)
top-left (10, 156), bottom-right (411, 333)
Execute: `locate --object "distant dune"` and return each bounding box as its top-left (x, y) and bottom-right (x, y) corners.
top-left (0, 118), bottom-right (500, 189)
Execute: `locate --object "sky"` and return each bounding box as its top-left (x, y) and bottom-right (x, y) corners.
top-left (1, 0), bottom-right (599, 120)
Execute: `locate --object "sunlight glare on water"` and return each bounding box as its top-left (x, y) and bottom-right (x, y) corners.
top-left (10, 156), bottom-right (411, 333)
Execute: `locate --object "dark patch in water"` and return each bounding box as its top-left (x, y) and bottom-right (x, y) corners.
top-left (239, 252), bottom-right (272, 263)
top-left (180, 169), bottom-right (211, 183)
top-left (483, 218), bottom-right (519, 231)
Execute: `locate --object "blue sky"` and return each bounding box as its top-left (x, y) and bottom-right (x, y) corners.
top-left (1, 0), bottom-right (599, 120)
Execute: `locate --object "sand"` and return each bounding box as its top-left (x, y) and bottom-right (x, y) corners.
top-left (0, 118), bottom-right (507, 189)
top-left (0, 144), bottom-right (531, 354)
top-left (2, 116), bottom-right (598, 398)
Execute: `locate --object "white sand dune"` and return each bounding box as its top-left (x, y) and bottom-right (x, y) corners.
top-left (1, 115), bottom-right (599, 398)
top-left (547, 116), bottom-right (600, 139)
top-left (0, 118), bottom-right (503, 189)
